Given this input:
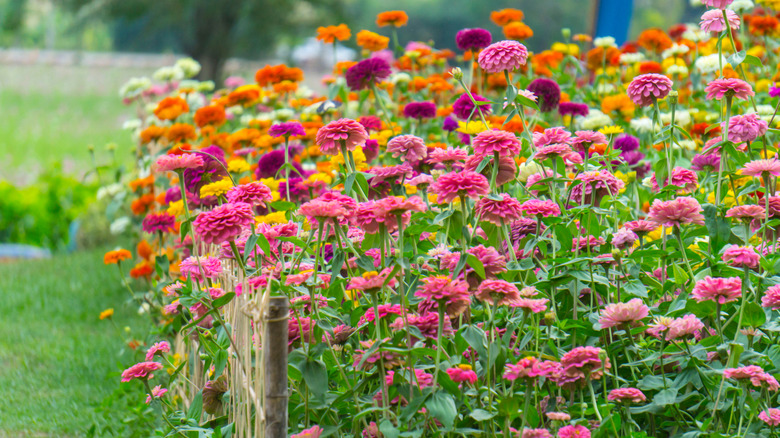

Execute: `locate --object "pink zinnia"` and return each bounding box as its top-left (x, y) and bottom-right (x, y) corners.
top-left (558, 425), bottom-right (591, 438)
top-left (651, 166), bottom-right (698, 194)
top-left (512, 298), bottom-right (549, 313)
top-left (533, 127), bottom-right (573, 148)
top-left (391, 312), bottom-right (454, 338)
top-left (464, 154), bottom-right (518, 186)
top-left (759, 409), bottom-right (780, 426)
top-left (727, 113), bottom-right (768, 143)
top-left (559, 346), bottom-right (610, 384)
top-left (387, 135), bottom-right (427, 162)
top-left (667, 314), bottom-right (705, 340)
top-left (475, 279), bottom-right (521, 305)
top-left (291, 425), bottom-right (324, 438)
top-left (408, 174), bottom-right (434, 188)
top-left (299, 192), bottom-right (356, 220)
top-left (154, 153), bottom-right (204, 172)
top-left (145, 385), bottom-right (168, 404)
top-left (700, 9), bottom-right (740, 33)
top-left (741, 159), bottom-right (780, 177)
top-left (570, 170), bottom-right (625, 204)
top-left (598, 298), bottom-right (649, 329)
top-left (477, 40), bottom-right (528, 73)
top-left (722, 245), bottom-right (760, 268)
top-left (623, 220), bottom-right (658, 235)
top-left (724, 365), bottom-right (780, 391)
top-left (521, 428), bottom-right (552, 438)
top-left (726, 204), bottom-right (766, 222)
top-left (145, 341), bottom-right (171, 361)
top-left (572, 130), bottom-right (608, 152)
top-left (607, 388), bottom-right (646, 403)
top-left (430, 170), bottom-right (490, 203)
top-left (626, 73), bottom-right (674, 107)
top-left (691, 276), bottom-right (742, 304)
top-left (315, 118), bottom-right (369, 155)
top-left (226, 181), bottom-right (272, 207)
top-left (762, 284), bottom-right (780, 310)
top-left (702, 0), bottom-right (734, 7)
top-left (503, 357), bottom-right (540, 381)
top-left (427, 147), bottom-right (468, 166)
top-left (648, 197), bottom-right (705, 227)
top-left (520, 199), bottom-right (561, 217)
top-left (193, 202), bottom-right (254, 245)
top-left (474, 194), bottom-right (524, 225)
top-left (415, 276), bottom-right (471, 316)
top-left (446, 366), bottom-right (478, 384)
top-left (705, 78), bottom-right (754, 101)
top-left (347, 268), bottom-right (397, 294)
top-left (534, 143), bottom-right (576, 161)
top-left (612, 228), bottom-right (638, 249)
top-left (142, 212), bottom-right (176, 234)
top-left (545, 412), bottom-right (571, 422)
top-left (121, 361), bottom-right (163, 382)
top-left (472, 129), bottom-right (522, 158)
top-left (179, 256), bottom-right (222, 282)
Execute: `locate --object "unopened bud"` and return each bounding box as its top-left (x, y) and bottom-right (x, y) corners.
top-left (562, 28), bottom-right (571, 40)
top-left (451, 67), bottom-right (463, 81)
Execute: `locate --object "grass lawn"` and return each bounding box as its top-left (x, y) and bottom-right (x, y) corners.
top-left (0, 65), bottom-right (152, 184)
top-left (0, 249), bottom-right (151, 436)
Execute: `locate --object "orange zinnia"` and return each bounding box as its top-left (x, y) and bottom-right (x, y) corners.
top-left (137, 240), bottom-right (154, 260)
top-left (491, 8), bottom-right (524, 27)
top-left (226, 85), bottom-right (261, 107)
top-left (166, 123), bottom-right (197, 143)
top-left (637, 28), bottom-right (672, 54)
top-left (356, 30), bottom-right (390, 52)
top-left (503, 22), bottom-right (533, 41)
top-left (749, 15), bottom-right (780, 37)
top-left (154, 96), bottom-right (189, 121)
top-left (130, 261), bottom-right (154, 279)
top-left (316, 24), bottom-right (351, 43)
top-left (104, 249), bottom-right (132, 265)
top-left (194, 105), bottom-right (226, 128)
top-left (376, 11), bottom-right (408, 28)
top-left (140, 125), bottom-right (166, 144)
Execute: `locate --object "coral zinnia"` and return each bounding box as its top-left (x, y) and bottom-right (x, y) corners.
top-left (474, 194), bottom-right (524, 225)
top-left (477, 40), bottom-right (529, 73)
top-left (607, 388), bottom-right (647, 403)
top-left (193, 202), bottom-right (254, 245)
top-left (691, 276), bottom-right (742, 304)
top-left (647, 197), bottom-right (705, 227)
top-left (386, 135), bottom-right (427, 162)
top-left (559, 346), bottom-right (610, 384)
top-left (155, 154), bottom-right (204, 173)
top-left (704, 78), bottom-right (754, 101)
top-left (121, 361), bottom-right (163, 382)
top-left (475, 279), bottom-right (521, 305)
top-left (430, 171), bottom-right (490, 203)
top-left (626, 73), bottom-right (673, 107)
top-left (226, 181), bottom-right (273, 208)
top-left (722, 245), bottom-right (760, 268)
top-left (762, 285), bottom-right (780, 310)
top-left (472, 129), bottom-right (522, 158)
top-left (316, 118), bottom-right (369, 155)
top-left (598, 298), bottom-right (649, 329)
top-left (415, 276), bottom-right (471, 316)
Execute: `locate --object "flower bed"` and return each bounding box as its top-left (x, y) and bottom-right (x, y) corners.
top-left (103, 3), bottom-right (780, 437)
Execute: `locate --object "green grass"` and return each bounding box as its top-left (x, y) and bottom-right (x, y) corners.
top-left (0, 249), bottom-right (149, 436)
top-left (0, 65), bottom-right (153, 184)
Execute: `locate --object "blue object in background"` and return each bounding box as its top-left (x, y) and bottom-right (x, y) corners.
top-left (594, 0), bottom-right (635, 46)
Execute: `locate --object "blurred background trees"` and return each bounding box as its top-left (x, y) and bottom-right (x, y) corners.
top-left (1, 0), bottom-right (700, 80)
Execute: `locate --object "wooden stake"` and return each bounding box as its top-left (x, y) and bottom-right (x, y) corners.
top-left (264, 296), bottom-right (289, 437)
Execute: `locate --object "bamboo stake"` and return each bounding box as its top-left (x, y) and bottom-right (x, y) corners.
top-left (263, 296), bottom-right (289, 437)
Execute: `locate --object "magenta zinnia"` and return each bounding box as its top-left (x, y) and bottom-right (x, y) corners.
top-left (477, 40), bottom-right (528, 73)
top-left (626, 73), bottom-right (673, 107)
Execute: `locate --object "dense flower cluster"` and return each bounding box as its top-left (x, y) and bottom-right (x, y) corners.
top-left (103, 6), bottom-right (780, 438)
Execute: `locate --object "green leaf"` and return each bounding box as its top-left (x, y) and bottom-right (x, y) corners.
top-left (214, 349), bottom-right (228, 377)
top-left (743, 54), bottom-right (763, 67)
top-left (466, 254), bottom-right (486, 279)
top-left (243, 233), bottom-right (260, 263)
top-left (728, 343), bottom-right (744, 368)
top-left (212, 292), bottom-right (235, 309)
top-left (301, 358), bottom-right (328, 400)
top-left (653, 388), bottom-right (678, 407)
top-left (742, 302), bottom-right (766, 327)
top-left (378, 420), bottom-right (400, 438)
top-left (426, 391), bottom-right (457, 429)
top-left (187, 391), bottom-right (203, 421)
top-left (726, 50), bottom-right (746, 68)
top-left (469, 409), bottom-right (496, 421)
top-left (269, 200), bottom-right (295, 211)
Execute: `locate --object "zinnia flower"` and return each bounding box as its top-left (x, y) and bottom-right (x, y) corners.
top-left (759, 409), bottom-right (780, 426)
top-left (726, 204), bottom-right (766, 223)
top-left (726, 113), bottom-right (767, 143)
top-left (154, 154), bottom-right (204, 173)
top-left (430, 171), bottom-right (490, 203)
top-left (520, 199), bottom-right (561, 218)
top-left (691, 276), bottom-right (742, 304)
top-left (607, 388), bottom-right (647, 403)
top-left (626, 73), bottom-right (673, 107)
top-left (386, 135), bottom-right (427, 162)
top-left (705, 78), bottom-right (754, 101)
top-left (651, 166), bottom-right (698, 194)
top-left (226, 181), bottom-right (273, 207)
top-left (598, 298), bottom-right (650, 329)
top-left (527, 78), bottom-right (561, 112)
top-left (475, 279), bottom-right (521, 305)
top-left (193, 202), bottom-right (254, 245)
top-left (741, 159), bottom-right (780, 177)
top-left (316, 118), bottom-right (369, 155)
top-left (477, 40), bottom-right (528, 73)
top-left (762, 284), bottom-right (780, 309)
top-left (558, 102), bottom-right (589, 117)
top-left (145, 341), bottom-right (171, 361)
top-left (291, 426), bottom-right (324, 438)
top-left (403, 101), bottom-right (437, 119)
top-left (558, 425), bottom-right (591, 438)
top-left (268, 121), bottom-right (305, 138)
top-left (702, 0), bottom-right (734, 7)
top-left (142, 212), bottom-right (176, 234)
top-left (452, 93), bottom-right (492, 120)
top-left (179, 256), bottom-right (223, 282)
top-left (415, 276), bottom-right (471, 316)
top-left (474, 194), bottom-right (524, 225)
top-left (558, 346), bottom-right (610, 384)
top-left (472, 129), bottom-right (522, 158)
top-left (722, 245), bottom-right (760, 268)
top-left (647, 197), bottom-right (705, 227)
top-left (455, 28), bottom-right (492, 51)
top-left (446, 365), bottom-right (478, 384)
top-left (345, 58), bottom-right (391, 91)
top-left (700, 9), bottom-right (740, 33)
top-left (121, 361), bottom-right (163, 382)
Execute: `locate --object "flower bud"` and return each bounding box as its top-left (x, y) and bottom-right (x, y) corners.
top-left (562, 28), bottom-right (571, 40)
top-left (451, 67), bottom-right (463, 81)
